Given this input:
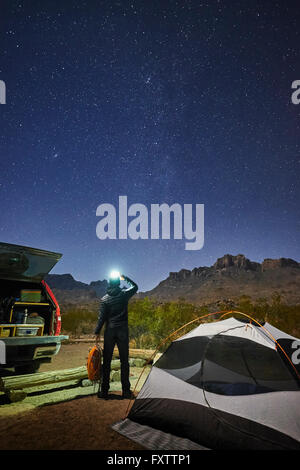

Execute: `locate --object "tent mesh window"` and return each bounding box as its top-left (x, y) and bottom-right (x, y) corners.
top-left (155, 334), bottom-right (299, 395)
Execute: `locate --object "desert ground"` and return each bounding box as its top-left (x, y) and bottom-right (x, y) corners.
top-left (0, 339), bottom-right (147, 450)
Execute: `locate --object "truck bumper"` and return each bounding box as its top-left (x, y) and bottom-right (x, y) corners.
top-left (0, 335), bottom-right (69, 367)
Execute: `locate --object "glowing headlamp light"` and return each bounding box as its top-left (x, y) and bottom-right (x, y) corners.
top-left (109, 270), bottom-right (121, 280)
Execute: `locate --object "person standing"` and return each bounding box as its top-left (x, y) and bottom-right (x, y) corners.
top-left (94, 272), bottom-right (138, 399)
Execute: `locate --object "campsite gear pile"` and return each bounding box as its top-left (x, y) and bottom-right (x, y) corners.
top-left (112, 317), bottom-right (300, 450)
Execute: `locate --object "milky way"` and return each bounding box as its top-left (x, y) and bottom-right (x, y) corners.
top-left (0, 1), bottom-right (299, 290)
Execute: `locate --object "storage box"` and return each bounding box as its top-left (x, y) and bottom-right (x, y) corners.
top-left (20, 290), bottom-right (42, 303)
top-left (0, 328), bottom-right (10, 337)
top-left (15, 326), bottom-right (39, 337)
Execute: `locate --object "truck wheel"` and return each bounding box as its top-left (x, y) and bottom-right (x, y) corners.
top-left (14, 362), bottom-right (41, 375)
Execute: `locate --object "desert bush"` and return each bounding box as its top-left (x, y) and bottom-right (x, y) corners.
top-left (61, 308), bottom-right (98, 336)
top-left (60, 293), bottom-right (300, 344)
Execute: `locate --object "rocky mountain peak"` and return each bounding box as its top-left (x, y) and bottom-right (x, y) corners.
top-left (213, 254), bottom-right (257, 270)
top-left (262, 258), bottom-right (299, 271)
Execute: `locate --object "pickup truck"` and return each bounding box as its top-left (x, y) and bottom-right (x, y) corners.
top-left (0, 242), bottom-right (68, 374)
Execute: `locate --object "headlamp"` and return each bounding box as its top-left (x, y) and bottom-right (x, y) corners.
top-left (109, 270), bottom-right (120, 280)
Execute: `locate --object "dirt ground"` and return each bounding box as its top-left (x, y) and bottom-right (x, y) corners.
top-left (39, 339), bottom-right (100, 372)
top-left (0, 394), bottom-right (144, 450)
top-left (0, 340), bottom-right (145, 450)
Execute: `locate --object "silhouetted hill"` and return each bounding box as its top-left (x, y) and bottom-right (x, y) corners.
top-left (44, 274), bottom-right (108, 305)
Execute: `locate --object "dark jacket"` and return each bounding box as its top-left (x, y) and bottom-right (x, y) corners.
top-left (94, 276), bottom-right (138, 334)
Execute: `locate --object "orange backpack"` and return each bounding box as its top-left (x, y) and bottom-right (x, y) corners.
top-left (86, 345), bottom-right (102, 382)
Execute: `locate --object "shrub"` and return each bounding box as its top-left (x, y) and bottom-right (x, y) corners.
top-left (60, 294), bottom-right (300, 345)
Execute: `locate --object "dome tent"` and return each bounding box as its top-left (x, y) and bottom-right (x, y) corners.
top-left (112, 316), bottom-right (300, 450)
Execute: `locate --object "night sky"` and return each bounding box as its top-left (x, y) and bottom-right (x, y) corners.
top-left (0, 1), bottom-right (299, 291)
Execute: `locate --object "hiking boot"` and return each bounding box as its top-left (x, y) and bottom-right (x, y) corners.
top-left (97, 390), bottom-right (108, 400)
top-left (122, 390), bottom-right (134, 400)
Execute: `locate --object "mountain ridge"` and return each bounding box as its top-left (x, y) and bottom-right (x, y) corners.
top-left (137, 254), bottom-right (300, 305)
top-left (45, 254), bottom-right (300, 306)
top-left (44, 273), bottom-right (108, 305)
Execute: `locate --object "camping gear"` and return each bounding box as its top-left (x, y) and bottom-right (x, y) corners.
top-left (112, 316), bottom-right (300, 450)
top-left (26, 313), bottom-right (45, 325)
top-left (20, 290), bottom-right (42, 302)
top-left (87, 344), bottom-right (103, 382)
top-left (0, 327), bottom-right (10, 337)
top-left (23, 309), bottom-right (28, 323)
top-left (15, 326), bottom-right (39, 336)
top-left (13, 311), bottom-right (25, 324)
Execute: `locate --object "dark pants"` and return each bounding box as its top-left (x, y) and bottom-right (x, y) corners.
top-left (102, 325), bottom-right (130, 394)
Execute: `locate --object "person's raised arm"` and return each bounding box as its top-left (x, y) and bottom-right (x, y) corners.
top-left (121, 274), bottom-right (138, 299)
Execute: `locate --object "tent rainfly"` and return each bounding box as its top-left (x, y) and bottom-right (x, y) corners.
top-left (112, 317), bottom-right (300, 450)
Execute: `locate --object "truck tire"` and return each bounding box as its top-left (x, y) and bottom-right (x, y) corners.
top-left (14, 362), bottom-right (41, 375)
